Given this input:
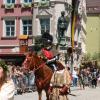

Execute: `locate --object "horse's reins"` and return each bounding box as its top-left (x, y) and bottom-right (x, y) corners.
top-left (34, 61), bottom-right (52, 85)
top-left (34, 62), bottom-right (46, 72)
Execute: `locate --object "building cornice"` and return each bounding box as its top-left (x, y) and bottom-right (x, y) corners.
top-left (87, 13), bottom-right (100, 16)
top-left (0, 44), bottom-right (34, 48)
top-left (0, 45), bottom-right (19, 48)
top-left (87, 11), bottom-right (100, 15)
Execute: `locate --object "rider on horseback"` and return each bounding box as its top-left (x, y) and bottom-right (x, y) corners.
top-left (38, 32), bottom-right (59, 71)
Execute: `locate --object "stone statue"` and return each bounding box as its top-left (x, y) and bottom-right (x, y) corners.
top-left (57, 11), bottom-right (67, 37)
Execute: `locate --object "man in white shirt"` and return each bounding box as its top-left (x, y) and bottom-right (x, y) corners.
top-left (72, 67), bottom-right (78, 87)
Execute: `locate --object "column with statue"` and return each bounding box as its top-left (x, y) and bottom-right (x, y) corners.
top-left (57, 11), bottom-right (68, 47)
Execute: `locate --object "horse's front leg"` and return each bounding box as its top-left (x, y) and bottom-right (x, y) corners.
top-left (38, 91), bottom-right (42, 100)
top-left (45, 91), bottom-right (49, 100)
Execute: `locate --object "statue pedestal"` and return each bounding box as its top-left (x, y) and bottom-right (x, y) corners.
top-left (58, 36), bottom-right (66, 46)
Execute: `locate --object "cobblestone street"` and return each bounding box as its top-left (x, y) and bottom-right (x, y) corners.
top-left (68, 87), bottom-right (100, 100)
top-left (15, 86), bottom-right (100, 100)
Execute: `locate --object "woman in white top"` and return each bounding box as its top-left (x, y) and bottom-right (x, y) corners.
top-left (0, 60), bottom-right (15, 100)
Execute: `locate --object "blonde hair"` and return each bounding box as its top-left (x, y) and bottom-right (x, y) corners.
top-left (0, 68), bottom-right (8, 89)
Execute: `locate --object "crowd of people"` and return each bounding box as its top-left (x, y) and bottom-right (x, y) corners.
top-left (71, 65), bottom-right (100, 89)
top-left (0, 62), bottom-right (36, 96)
top-left (10, 65), bottom-right (35, 94)
top-left (8, 62), bottom-right (100, 95)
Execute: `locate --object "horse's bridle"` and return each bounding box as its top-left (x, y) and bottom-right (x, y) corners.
top-left (27, 55), bottom-right (46, 72)
top-left (34, 62), bottom-right (46, 72)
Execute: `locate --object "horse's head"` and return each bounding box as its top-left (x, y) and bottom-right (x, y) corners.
top-left (22, 52), bottom-right (35, 70)
top-left (22, 52), bottom-right (44, 71)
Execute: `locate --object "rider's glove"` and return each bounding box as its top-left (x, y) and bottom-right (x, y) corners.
top-left (59, 85), bottom-right (69, 95)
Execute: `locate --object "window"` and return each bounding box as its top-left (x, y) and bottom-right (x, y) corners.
top-left (24, 0), bottom-right (32, 3)
top-left (6, 0), bottom-right (15, 3)
top-left (40, 18), bottom-right (50, 34)
top-left (5, 20), bottom-right (15, 37)
top-left (22, 19), bottom-right (32, 35)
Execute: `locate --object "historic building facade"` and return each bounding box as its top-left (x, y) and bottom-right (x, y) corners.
top-left (32, 0), bottom-right (87, 67)
top-left (33, 0), bottom-right (71, 44)
top-left (0, 0), bottom-right (33, 65)
top-left (0, 0), bottom-right (87, 66)
top-left (86, 0), bottom-right (100, 56)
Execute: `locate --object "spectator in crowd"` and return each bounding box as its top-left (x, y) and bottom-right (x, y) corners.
top-left (11, 66), bottom-right (17, 87)
top-left (72, 67), bottom-right (78, 87)
top-left (15, 67), bottom-right (25, 93)
top-left (97, 73), bottom-right (100, 85)
top-left (0, 60), bottom-right (15, 100)
top-left (78, 69), bottom-right (85, 90)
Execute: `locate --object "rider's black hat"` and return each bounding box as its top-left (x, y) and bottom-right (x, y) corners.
top-left (42, 32), bottom-right (53, 46)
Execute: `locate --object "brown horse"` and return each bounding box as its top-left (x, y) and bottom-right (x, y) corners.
top-left (22, 52), bottom-right (64, 100)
